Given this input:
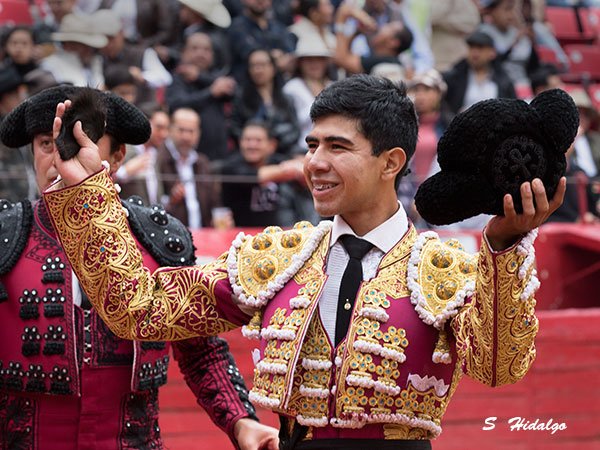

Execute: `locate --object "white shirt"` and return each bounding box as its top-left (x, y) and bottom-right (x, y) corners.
top-left (141, 48), bottom-right (173, 88)
top-left (463, 69), bottom-right (498, 112)
top-left (165, 139), bottom-right (202, 229)
top-left (574, 134), bottom-right (599, 178)
top-left (318, 204), bottom-right (409, 342)
top-left (115, 144), bottom-right (159, 204)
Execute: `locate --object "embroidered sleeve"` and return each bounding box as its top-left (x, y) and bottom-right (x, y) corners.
top-left (172, 336), bottom-right (258, 447)
top-left (451, 230), bottom-right (539, 387)
top-left (43, 169), bottom-right (249, 341)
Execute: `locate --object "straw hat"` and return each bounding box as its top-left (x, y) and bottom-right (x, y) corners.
top-left (51, 13), bottom-right (108, 48)
top-left (93, 9), bottom-right (123, 37)
top-left (178, 0), bottom-right (231, 28)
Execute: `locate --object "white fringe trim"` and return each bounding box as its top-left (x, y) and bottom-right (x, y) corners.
top-left (302, 358), bottom-right (333, 371)
top-left (329, 411), bottom-right (442, 436)
top-left (241, 325), bottom-right (261, 340)
top-left (407, 373), bottom-right (450, 397)
top-left (330, 414), bottom-right (368, 429)
top-left (353, 339), bottom-right (406, 363)
top-left (227, 221), bottom-right (333, 308)
top-left (432, 351), bottom-right (452, 365)
top-left (256, 360), bottom-right (288, 374)
top-left (407, 232), bottom-right (474, 329)
top-left (335, 356), bottom-right (342, 367)
top-left (358, 306), bottom-right (389, 322)
top-left (515, 228), bottom-right (540, 302)
top-left (248, 390), bottom-right (280, 409)
top-left (346, 374), bottom-right (401, 396)
top-left (299, 384), bottom-right (330, 399)
top-left (260, 327), bottom-right (296, 341)
top-left (251, 348), bottom-right (261, 366)
top-left (297, 414), bottom-right (329, 427)
top-left (290, 296), bottom-right (311, 309)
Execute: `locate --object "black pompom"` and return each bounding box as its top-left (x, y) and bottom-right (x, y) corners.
top-left (54, 88), bottom-right (106, 161)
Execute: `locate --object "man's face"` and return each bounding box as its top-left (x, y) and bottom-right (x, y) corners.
top-left (467, 44), bottom-right (496, 71)
top-left (490, 0), bottom-right (517, 31)
top-left (370, 21), bottom-right (404, 55)
top-left (182, 33), bottom-right (213, 72)
top-left (102, 32), bottom-right (125, 60)
top-left (33, 132), bottom-right (122, 190)
top-left (149, 111), bottom-right (170, 149)
top-left (304, 115), bottom-right (389, 229)
top-left (48, 0), bottom-right (75, 19)
top-left (240, 125), bottom-right (276, 166)
top-left (5, 29), bottom-right (35, 65)
top-left (298, 56), bottom-right (329, 81)
top-left (244, 0), bottom-right (271, 16)
top-left (170, 110), bottom-right (200, 154)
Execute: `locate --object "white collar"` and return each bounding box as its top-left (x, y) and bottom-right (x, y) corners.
top-left (330, 202), bottom-right (409, 253)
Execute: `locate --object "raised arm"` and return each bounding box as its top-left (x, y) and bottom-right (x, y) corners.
top-left (451, 178), bottom-right (565, 386)
top-left (43, 102), bottom-right (250, 341)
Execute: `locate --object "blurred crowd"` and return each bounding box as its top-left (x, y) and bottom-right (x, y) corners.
top-left (0, 0), bottom-right (599, 228)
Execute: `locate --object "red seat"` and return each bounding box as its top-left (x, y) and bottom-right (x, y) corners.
top-left (587, 83), bottom-right (600, 109)
top-left (545, 6), bottom-right (597, 45)
top-left (0, 0), bottom-right (33, 26)
top-left (561, 44), bottom-right (600, 82)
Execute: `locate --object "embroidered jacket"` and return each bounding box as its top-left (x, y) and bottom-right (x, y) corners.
top-left (43, 169), bottom-right (540, 440)
top-left (0, 197), bottom-right (256, 449)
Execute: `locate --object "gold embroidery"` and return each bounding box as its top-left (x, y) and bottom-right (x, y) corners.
top-left (237, 225), bottom-right (318, 296)
top-left (383, 424), bottom-right (431, 440)
top-left (44, 170), bottom-right (238, 341)
top-left (418, 239), bottom-right (477, 321)
top-left (451, 239), bottom-right (539, 387)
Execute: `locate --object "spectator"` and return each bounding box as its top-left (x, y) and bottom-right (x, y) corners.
top-left (333, 1), bottom-right (412, 76)
top-left (442, 30), bottom-right (517, 119)
top-left (220, 119), bottom-right (305, 227)
top-left (569, 90), bottom-right (600, 179)
top-left (2, 26), bottom-right (43, 78)
top-left (104, 63), bottom-right (138, 105)
top-left (402, 69), bottom-right (447, 226)
top-left (166, 31), bottom-right (236, 164)
top-left (34, 0), bottom-right (78, 37)
top-left (40, 13), bottom-right (107, 87)
top-left (344, 0), bottom-right (434, 75)
top-left (158, 108), bottom-right (219, 228)
top-left (0, 66), bottom-right (36, 201)
top-left (228, 0), bottom-right (297, 81)
top-left (94, 9), bottom-right (172, 106)
top-left (430, 0), bottom-right (481, 72)
top-left (283, 34), bottom-right (333, 150)
top-left (289, 0), bottom-right (336, 54)
top-left (229, 48), bottom-right (300, 154)
top-left (117, 103), bottom-right (169, 205)
top-left (478, 0), bottom-right (541, 88)
top-left (160, 0), bottom-right (232, 74)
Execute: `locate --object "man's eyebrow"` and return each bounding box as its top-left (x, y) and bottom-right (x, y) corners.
top-left (305, 135), bottom-right (355, 146)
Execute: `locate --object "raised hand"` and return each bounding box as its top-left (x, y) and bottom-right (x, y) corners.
top-left (485, 177), bottom-right (567, 251)
top-left (51, 101), bottom-right (103, 187)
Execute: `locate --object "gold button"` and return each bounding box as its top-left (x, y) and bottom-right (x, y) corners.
top-left (344, 300), bottom-right (351, 310)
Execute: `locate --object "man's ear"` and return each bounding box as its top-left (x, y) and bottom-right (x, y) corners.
top-left (381, 147), bottom-right (406, 181)
top-left (109, 143), bottom-right (127, 173)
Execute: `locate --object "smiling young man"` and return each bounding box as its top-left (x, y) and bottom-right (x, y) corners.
top-left (41, 75), bottom-right (566, 449)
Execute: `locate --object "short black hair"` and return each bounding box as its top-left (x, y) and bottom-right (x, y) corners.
top-left (104, 64), bottom-right (136, 90)
top-left (310, 74), bottom-right (418, 187)
top-left (395, 24), bottom-right (413, 55)
top-left (242, 118), bottom-right (275, 140)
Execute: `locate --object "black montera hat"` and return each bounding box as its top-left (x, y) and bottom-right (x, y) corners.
top-left (0, 85), bottom-right (151, 148)
top-left (415, 89), bottom-right (579, 225)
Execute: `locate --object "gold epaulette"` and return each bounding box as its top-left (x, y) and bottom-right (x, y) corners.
top-left (408, 232), bottom-right (478, 330)
top-left (228, 221), bottom-right (333, 308)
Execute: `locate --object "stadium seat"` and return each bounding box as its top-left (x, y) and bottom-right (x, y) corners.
top-left (562, 44), bottom-right (600, 82)
top-left (0, 0), bottom-right (33, 26)
top-left (546, 6), bottom-right (598, 45)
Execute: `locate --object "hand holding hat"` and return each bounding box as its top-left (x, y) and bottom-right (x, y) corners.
top-left (415, 89), bottom-right (579, 227)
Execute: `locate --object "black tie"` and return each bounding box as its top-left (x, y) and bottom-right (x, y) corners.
top-left (335, 235), bottom-right (373, 346)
